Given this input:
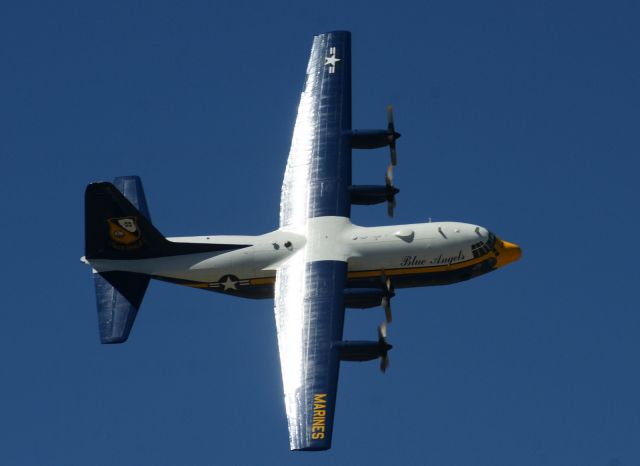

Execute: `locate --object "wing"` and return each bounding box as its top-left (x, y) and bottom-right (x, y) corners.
top-left (275, 259), bottom-right (347, 451)
top-left (279, 31), bottom-right (352, 227)
top-left (275, 31), bottom-right (352, 451)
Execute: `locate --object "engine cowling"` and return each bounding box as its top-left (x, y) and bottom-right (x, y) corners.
top-left (334, 340), bottom-right (392, 362)
top-left (349, 185), bottom-right (399, 205)
top-left (350, 129), bottom-right (400, 149)
top-left (344, 288), bottom-right (394, 308)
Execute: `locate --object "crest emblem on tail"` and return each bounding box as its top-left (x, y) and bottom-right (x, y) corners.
top-left (108, 216), bottom-right (142, 249)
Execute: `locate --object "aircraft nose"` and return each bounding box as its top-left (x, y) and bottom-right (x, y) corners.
top-left (495, 239), bottom-right (521, 268)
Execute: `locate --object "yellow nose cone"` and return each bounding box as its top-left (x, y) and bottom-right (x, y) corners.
top-left (496, 240), bottom-right (522, 268)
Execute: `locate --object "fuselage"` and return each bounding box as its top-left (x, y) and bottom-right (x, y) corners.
top-left (89, 219), bottom-right (521, 299)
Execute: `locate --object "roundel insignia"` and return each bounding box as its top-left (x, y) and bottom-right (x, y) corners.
top-left (108, 216), bottom-right (142, 249)
top-left (209, 275), bottom-right (250, 292)
top-left (218, 275), bottom-right (239, 291)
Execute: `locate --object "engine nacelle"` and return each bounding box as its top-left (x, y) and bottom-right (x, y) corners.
top-left (349, 185), bottom-right (399, 205)
top-left (351, 129), bottom-right (395, 149)
top-left (334, 340), bottom-right (392, 362)
top-left (344, 288), bottom-right (394, 308)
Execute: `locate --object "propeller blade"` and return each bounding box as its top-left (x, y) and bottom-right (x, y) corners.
top-left (378, 322), bottom-right (387, 341)
top-left (378, 322), bottom-right (391, 373)
top-left (380, 271), bottom-right (394, 293)
top-left (380, 353), bottom-right (389, 373)
top-left (382, 296), bottom-right (392, 323)
top-left (387, 105), bottom-right (398, 166)
top-left (385, 164), bottom-right (394, 187)
top-left (385, 164), bottom-right (396, 217)
top-left (387, 196), bottom-right (396, 218)
top-left (390, 141), bottom-right (397, 166)
top-left (379, 271), bottom-right (393, 323)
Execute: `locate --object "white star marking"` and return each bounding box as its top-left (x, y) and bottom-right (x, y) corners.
top-left (324, 47), bottom-right (341, 73)
top-left (221, 276), bottom-right (238, 291)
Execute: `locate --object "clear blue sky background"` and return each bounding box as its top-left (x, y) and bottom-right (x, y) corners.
top-left (2, 1), bottom-right (639, 465)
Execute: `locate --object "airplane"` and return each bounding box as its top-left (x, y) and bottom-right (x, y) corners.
top-left (82, 30), bottom-right (521, 451)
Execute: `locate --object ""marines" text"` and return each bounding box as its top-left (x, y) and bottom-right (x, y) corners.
top-left (312, 393), bottom-right (327, 440)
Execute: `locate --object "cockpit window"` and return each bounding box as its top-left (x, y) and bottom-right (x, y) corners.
top-left (471, 232), bottom-right (496, 258)
top-left (487, 232), bottom-right (496, 249)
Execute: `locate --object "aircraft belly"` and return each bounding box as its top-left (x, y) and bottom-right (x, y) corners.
top-left (345, 237), bottom-right (494, 287)
top-left (346, 258), bottom-right (497, 288)
top-left (92, 225), bottom-right (488, 297)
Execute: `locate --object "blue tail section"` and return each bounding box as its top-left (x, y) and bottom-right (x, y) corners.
top-left (86, 176), bottom-right (251, 343)
top-left (93, 176), bottom-right (150, 344)
top-left (114, 176), bottom-right (152, 220)
top-left (93, 271), bottom-right (149, 344)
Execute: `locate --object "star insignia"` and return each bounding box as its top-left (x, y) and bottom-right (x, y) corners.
top-left (324, 47), bottom-right (340, 74)
top-left (221, 276), bottom-right (238, 291)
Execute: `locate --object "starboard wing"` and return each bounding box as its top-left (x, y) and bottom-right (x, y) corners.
top-left (275, 259), bottom-right (347, 451)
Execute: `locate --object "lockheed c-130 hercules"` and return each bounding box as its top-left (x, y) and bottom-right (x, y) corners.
top-left (82, 31), bottom-right (521, 451)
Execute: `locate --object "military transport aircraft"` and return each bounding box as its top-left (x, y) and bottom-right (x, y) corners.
top-left (82, 31), bottom-right (521, 451)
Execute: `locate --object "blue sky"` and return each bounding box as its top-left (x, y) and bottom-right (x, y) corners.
top-left (2, 1), bottom-right (639, 465)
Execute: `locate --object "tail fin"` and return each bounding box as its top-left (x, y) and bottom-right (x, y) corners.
top-left (85, 176), bottom-right (250, 344)
top-left (89, 176), bottom-right (151, 343)
top-left (85, 179), bottom-right (242, 260)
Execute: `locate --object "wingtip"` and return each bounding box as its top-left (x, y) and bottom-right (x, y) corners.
top-left (292, 445), bottom-right (331, 452)
top-left (315, 30), bottom-right (351, 38)
top-left (100, 336), bottom-right (129, 344)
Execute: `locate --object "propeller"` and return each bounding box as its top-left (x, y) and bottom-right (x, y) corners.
top-left (385, 164), bottom-right (397, 217)
top-left (378, 322), bottom-right (393, 373)
top-left (386, 105), bottom-right (400, 166)
top-left (380, 270), bottom-right (394, 323)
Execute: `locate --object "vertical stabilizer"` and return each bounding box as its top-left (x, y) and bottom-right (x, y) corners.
top-left (91, 176), bottom-right (151, 343)
top-left (85, 176), bottom-right (250, 343)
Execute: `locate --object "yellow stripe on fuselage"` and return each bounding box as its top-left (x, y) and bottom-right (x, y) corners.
top-left (243, 254), bottom-right (493, 287)
top-left (250, 277), bottom-right (277, 285)
top-left (172, 252), bottom-right (496, 289)
top-left (348, 253), bottom-right (489, 279)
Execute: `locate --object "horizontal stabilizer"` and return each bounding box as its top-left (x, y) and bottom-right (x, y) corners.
top-left (94, 271), bottom-right (149, 343)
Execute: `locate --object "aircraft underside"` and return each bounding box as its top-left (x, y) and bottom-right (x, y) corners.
top-left (152, 256), bottom-right (499, 300)
top-left (83, 31), bottom-right (521, 451)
